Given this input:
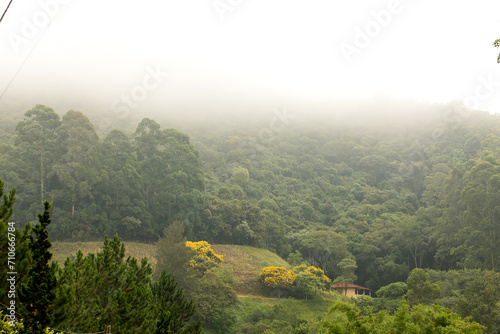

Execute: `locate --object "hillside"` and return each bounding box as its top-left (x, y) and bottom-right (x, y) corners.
top-left (51, 241), bottom-right (344, 332)
top-left (212, 244), bottom-right (291, 295)
top-left (51, 241), bottom-right (158, 267)
top-left (52, 242), bottom-right (292, 296)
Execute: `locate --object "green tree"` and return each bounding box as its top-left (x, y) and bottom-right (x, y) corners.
top-left (287, 250), bottom-right (305, 266)
top-left (231, 166), bottom-right (250, 187)
top-left (153, 270), bottom-right (202, 334)
top-left (323, 300), bottom-right (484, 333)
top-left (19, 201), bottom-right (56, 334)
top-left (457, 271), bottom-right (500, 333)
top-left (437, 153), bottom-right (500, 271)
top-left (96, 129), bottom-right (148, 240)
top-left (337, 257), bottom-right (358, 283)
top-left (55, 235), bottom-right (156, 332)
top-left (50, 110), bottom-right (100, 239)
top-left (14, 105), bottom-right (61, 220)
top-left (190, 270), bottom-right (238, 331)
top-left (0, 180), bottom-right (31, 317)
top-left (406, 268), bottom-right (441, 306)
top-left (376, 282), bottom-right (407, 299)
top-left (0, 179), bottom-right (16, 223)
top-left (292, 264), bottom-right (330, 299)
top-left (154, 221), bottom-right (197, 293)
top-left (290, 229), bottom-right (347, 277)
top-left (134, 119), bottom-right (205, 236)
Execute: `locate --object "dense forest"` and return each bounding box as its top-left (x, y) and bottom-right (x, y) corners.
top-left (2, 99), bottom-right (500, 332)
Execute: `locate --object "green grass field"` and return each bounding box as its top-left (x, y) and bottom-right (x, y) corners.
top-left (51, 241), bottom-right (157, 267)
top-left (211, 244), bottom-right (291, 296)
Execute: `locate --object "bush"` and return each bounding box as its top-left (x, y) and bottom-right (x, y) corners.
top-left (186, 241), bottom-right (223, 272)
top-left (292, 265), bottom-right (331, 299)
top-left (259, 266), bottom-right (296, 297)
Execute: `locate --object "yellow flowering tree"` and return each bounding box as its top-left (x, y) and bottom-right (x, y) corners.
top-left (259, 266), bottom-right (296, 297)
top-left (185, 241), bottom-right (223, 272)
top-left (292, 264), bottom-right (331, 299)
top-left (293, 265), bottom-right (330, 286)
top-left (0, 312), bottom-right (56, 334)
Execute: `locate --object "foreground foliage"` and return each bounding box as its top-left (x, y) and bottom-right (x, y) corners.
top-left (323, 301), bottom-right (484, 333)
top-left (18, 201), bottom-right (57, 334)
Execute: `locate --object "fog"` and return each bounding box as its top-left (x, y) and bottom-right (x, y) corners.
top-left (0, 0), bottom-right (499, 126)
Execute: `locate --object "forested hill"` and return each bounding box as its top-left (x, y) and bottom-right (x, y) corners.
top-left (1, 99), bottom-right (500, 292)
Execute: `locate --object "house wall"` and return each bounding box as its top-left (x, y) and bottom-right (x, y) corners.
top-left (336, 287), bottom-right (357, 298)
top-left (334, 288), bottom-right (371, 298)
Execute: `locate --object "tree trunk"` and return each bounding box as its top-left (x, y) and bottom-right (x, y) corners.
top-left (40, 147), bottom-right (44, 205)
top-left (146, 184), bottom-right (149, 212)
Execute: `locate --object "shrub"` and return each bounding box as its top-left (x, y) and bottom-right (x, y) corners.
top-left (292, 265), bottom-right (331, 299)
top-left (259, 266), bottom-right (296, 297)
top-left (185, 241), bottom-right (223, 272)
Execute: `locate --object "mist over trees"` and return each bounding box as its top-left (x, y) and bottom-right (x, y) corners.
top-left (2, 97), bottom-right (500, 331)
top-left (0, 99), bottom-right (498, 290)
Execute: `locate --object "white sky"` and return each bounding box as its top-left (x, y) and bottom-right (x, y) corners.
top-left (0, 0), bottom-right (499, 114)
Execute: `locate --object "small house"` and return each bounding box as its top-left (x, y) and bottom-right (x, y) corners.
top-left (332, 282), bottom-right (372, 298)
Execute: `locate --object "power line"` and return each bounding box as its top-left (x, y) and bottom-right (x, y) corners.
top-left (0, 0), bottom-right (14, 24)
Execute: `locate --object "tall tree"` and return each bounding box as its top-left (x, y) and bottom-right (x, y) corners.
top-left (134, 119), bottom-right (204, 236)
top-left (153, 271), bottom-right (202, 334)
top-left (406, 268), bottom-right (441, 306)
top-left (55, 235), bottom-right (156, 332)
top-left (0, 180), bottom-right (32, 314)
top-left (50, 110), bottom-right (100, 238)
top-left (96, 129), bottom-right (147, 240)
top-left (154, 221), bottom-right (197, 292)
top-left (15, 105), bottom-right (60, 220)
top-left (19, 201), bottom-right (56, 334)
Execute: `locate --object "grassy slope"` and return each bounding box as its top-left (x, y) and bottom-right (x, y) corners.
top-left (52, 242), bottom-right (344, 332)
top-left (51, 241), bottom-right (157, 267)
top-left (51, 242), bottom-right (289, 296)
top-left (211, 244), bottom-right (291, 296)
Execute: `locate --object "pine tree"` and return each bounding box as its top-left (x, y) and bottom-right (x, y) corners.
top-left (55, 235), bottom-right (157, 332)
top-left (19, 201), bottom-right (56, 334)
top-left (0, 179), bottom-right (16, 222)
top-left (0, 180), bottom-right (31, 316)
top-left (153, 270), bottom-right (202, 334)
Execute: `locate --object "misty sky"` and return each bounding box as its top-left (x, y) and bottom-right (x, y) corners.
top-left (0, 0), bottom-right (499, 114)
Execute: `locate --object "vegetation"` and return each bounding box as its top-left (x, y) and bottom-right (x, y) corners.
top-left (186, 240), bottom-right (224, 271)
top-left (0, 190), bottom-right (201, 333)
top-left (259, 266), bottom-right (296, 296)
top-left (323, 301), bottom-right (485, 333)
top-left (18, 201), bottom-right (57, 334)
top-left (2, 97), bottom-right (500, 331)
top-left (259, 264), bottom-right (331, 299)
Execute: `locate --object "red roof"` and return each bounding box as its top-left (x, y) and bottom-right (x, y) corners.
top-left (332, 282), bottom-right (372, 290)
